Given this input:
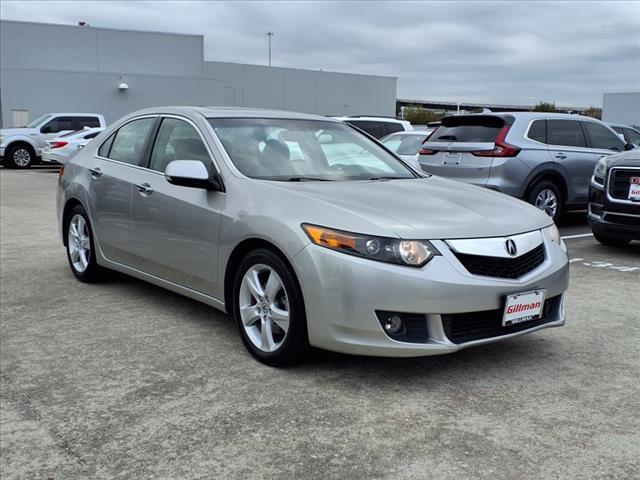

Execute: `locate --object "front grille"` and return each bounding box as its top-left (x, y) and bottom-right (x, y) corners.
top-left (609, 168), bottom-right (640, 200)
top-left (442, 295), bottom-right (560, 344)
top-left (603, 213), bottom-right (640, 227)
top-left (453, 244), bottom-right (545, 279)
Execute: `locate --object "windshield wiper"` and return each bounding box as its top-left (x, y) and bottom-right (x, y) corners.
top-left (286, 176), bottom-right (333, 182)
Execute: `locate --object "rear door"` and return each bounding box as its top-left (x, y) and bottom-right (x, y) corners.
top-left (88, 116), bottom-right (156, 264)
top-left (546, 119), bottom-right (596, 203)
top-left (419, 115), bottom-right (505, 186)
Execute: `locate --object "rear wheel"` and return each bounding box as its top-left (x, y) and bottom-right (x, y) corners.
top-left (6, 144), bottom-right (34, 169)
top-left (65, 205), bottom-right (105, 282)
top-left (593, 232), bottom-right (630, 246)
top-left (527, 180), bottom-right (562, 221)
top-left (233, 249), bottom-right (308, 366)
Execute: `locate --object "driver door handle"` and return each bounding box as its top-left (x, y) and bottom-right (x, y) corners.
top-left (136, 182), bottom-right (154, 195)
top-left (554, 153), bottom-right (567, 160)
top-left (89, 167), bottom-right (102, 178)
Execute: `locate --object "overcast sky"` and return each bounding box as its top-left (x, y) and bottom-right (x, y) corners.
top-left (2, 1), bottom-right (639, 107)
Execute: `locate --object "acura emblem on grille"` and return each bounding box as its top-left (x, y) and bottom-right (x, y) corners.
top-left (505, 239), bottom-right (518, 256)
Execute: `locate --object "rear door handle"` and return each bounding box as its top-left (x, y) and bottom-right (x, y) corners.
top-left (136, 182), bottom-right (154, 195)
top-left (554, 153), bottom-right (567, 160)
top-left (89, 167), bottom-right (102, 178)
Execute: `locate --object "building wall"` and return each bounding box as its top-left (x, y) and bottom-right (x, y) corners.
top-left (602, 92), bottom-right (640, 125)
top-left (0, 20), bottom-right (396, 127)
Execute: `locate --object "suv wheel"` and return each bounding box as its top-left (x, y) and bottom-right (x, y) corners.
top-left (593, 232), bottom-right (630, 246)
top-left (233, 249), bottom-right (308, 366)
top-left (528, 180), bottom-right (562, 221)
top-left (6, 144), bottom-right (34, 169)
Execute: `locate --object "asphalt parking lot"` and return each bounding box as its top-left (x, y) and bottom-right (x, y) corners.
top-left (1, 166), bottom-right (638, 480)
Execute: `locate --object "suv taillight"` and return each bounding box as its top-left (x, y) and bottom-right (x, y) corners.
top-left (52, 141), bottom-right (68, 149)
top-left (419, 129), bottom-right (439, 155)
top-left (471, 125), bottom-right (520, 157)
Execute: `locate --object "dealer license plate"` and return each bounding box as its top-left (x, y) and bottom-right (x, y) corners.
top-left (443, 152), bottom-right (462, 165)
top-left (628, 177), bottom-right (640, 201)
top-left (502, 290), bottom-right (546, 326)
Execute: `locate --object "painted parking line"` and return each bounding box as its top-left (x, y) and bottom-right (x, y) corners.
top-left (569, 258), bottom-right (639, 273)
top-left (561, 233), bottom-right (594, 240)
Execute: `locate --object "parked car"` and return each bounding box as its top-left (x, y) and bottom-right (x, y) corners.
top-left (335, 116), bottom-right (413, 139)
top-left (588, 149), bottom-right (639, 245)
top-left (0, 113), bottom-right (106, 168)
top-left (608, 123), bottom-right (640, 147)
top-left (380, 130), bottom-right (433, 169)
top-left (419, 112), bottom-right (633, 220)
top-left (58, 107), bottom-right (569, 366)
top-left (42, 127), bottom-right (104, 165)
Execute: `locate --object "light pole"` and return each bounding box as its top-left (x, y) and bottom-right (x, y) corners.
top-left (267, 32), bottom-right (274, 66)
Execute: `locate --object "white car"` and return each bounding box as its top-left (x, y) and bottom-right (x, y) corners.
top-left (334, 116), bottom-right (413, 139)
top-left (0, 113), bottom-right (106, 168)
top-left (380, 130), bottom-right (433, 170)
top-left (42, 128), bottom-right (104, 164)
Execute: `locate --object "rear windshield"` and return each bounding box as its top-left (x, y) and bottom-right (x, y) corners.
top-left (428, 115), bottom-right (506, 143)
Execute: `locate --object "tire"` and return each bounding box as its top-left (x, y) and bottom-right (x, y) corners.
top-left (64, 205), bottom-right (105, 282)
top-left (527, 180), bottom-right (562, 221)
top-left (232, 248), bottom-right (308, 366)
top-left (6, 144), bottom-right (34, 169)
top-left (593, 232), bottom-right (630, 246)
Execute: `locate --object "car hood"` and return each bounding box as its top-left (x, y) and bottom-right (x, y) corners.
top-left (1, 127), bottom-right (37, 137)
top-left (273, 176), bottom-right (552, 239)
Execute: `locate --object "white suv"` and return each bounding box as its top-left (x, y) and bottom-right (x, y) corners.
top-left (0, 113), bottom-right (106, 168)
top-left (334, 116), bottom-right (413, 139)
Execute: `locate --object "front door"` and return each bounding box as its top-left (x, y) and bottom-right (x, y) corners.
top-left (130, 117), bottom-right (224, 296)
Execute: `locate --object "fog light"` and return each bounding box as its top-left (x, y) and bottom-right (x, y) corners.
top-left (383, 315), bottom-right (404, 334)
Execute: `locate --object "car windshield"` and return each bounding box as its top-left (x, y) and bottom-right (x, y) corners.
top-left (381, 134), bottom-right (428, 155)
top-left (208, 118), bottom-right (417, 181)
top-left (24, 114), bottom-right (51, 128)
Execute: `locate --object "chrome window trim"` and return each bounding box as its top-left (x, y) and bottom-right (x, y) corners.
top-left (606, 166), bottom-right (640, 205)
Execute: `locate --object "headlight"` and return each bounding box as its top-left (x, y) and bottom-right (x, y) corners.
top-left (545, 224), bottom-right (566, 252)
top-left (593, 157), bottom-right (607, 183)
top-left (302, 224), bottom-right (439, 267)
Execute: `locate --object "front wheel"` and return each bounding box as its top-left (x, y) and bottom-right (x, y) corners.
top-left (233, 249), bottom-right (308, 366)
top-left (6, 144), bottom-right (34, 169)
top-left (593, 232), bottom-right (630, 246)
top-left (527, 180), bottom-right (562, 221)
top-left (65, 205), bottom-right (105, 282)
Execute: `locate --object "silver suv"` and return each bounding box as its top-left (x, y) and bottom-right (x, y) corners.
top-left (419, 112), bottom-right (632, 219)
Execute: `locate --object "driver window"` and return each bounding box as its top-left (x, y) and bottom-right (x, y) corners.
top-left (150, 118), bottom-right (212, 173)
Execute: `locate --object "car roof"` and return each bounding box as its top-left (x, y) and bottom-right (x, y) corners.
top-left (607, 122), bottom-right (639, 130)
top-left (450, 112), bottom-right (608, 122)
top-left (45, 113), bottom-right (104, 116)
top-left (127, 106), bottom-right (339, 122)
top-left (382, 131), bottom-right (429, 137)
top-left (334, 116), bottom-right (409, 124)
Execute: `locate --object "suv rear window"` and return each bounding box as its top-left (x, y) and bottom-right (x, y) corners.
top-left (429, 115), bottom-right (506, 142)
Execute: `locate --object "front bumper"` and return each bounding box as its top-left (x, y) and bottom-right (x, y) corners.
top-left (588, 179), bottom-right (640, 240)
top-left (292, 232), bottom-right (569, 357)
top-left (42, 151), bottom-right (64, 164)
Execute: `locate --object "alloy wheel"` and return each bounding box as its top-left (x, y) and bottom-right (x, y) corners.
top-left (535, 188), bottom-right (558, 218)
top-left (13, 148), bottom-right (31, 167)
top-left (238, 264), bottom-right (290, 353)
top-left (67, 214), bottom-right (91, 273)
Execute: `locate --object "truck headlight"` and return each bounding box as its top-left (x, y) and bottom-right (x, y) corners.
top-left (302, 224), bottom-right (439, 267)
top-left (592, 157), bottom-right (607, 184)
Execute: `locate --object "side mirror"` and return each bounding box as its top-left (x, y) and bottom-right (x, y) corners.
top-left (625, 142), bottom-right (636, 151)
top-left (41, 126), bottom-right (52, 134)
top-left (164, 160), bottom-right (222, 191)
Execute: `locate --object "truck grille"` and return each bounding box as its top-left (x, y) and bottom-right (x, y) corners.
top-left (442, 295), bottom-right (560, 344)
top-left (453, 244), bottom-right (545, 279)
top-left (609, 168), bottom-right (640, 200)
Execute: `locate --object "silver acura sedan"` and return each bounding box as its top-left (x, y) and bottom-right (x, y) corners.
top-left (57, 107), bottom-right (569, 366)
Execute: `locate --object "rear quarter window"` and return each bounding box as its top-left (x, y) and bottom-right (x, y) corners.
top-left (527, 120), bottom-right (547, 143)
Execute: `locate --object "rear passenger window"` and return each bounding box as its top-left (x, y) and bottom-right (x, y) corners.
top-left (384, 122), bottom-right (404, 135)
top-left (582, 122), bottom-right (624, 151)
top-left (348, 121), bottom-right (383, 139)
top-left (528, 120), bottom-right (547, 143)
top-left (547, 120), bottom-right (586, 148)
top-left (107, 118), bottom-right (155, 165)
top-left (42, 117), bottom-right (74, 133)
top-left (149, 118), bottom-right (212, 173)
top-left (76, 116), bottom-right (101, 129)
